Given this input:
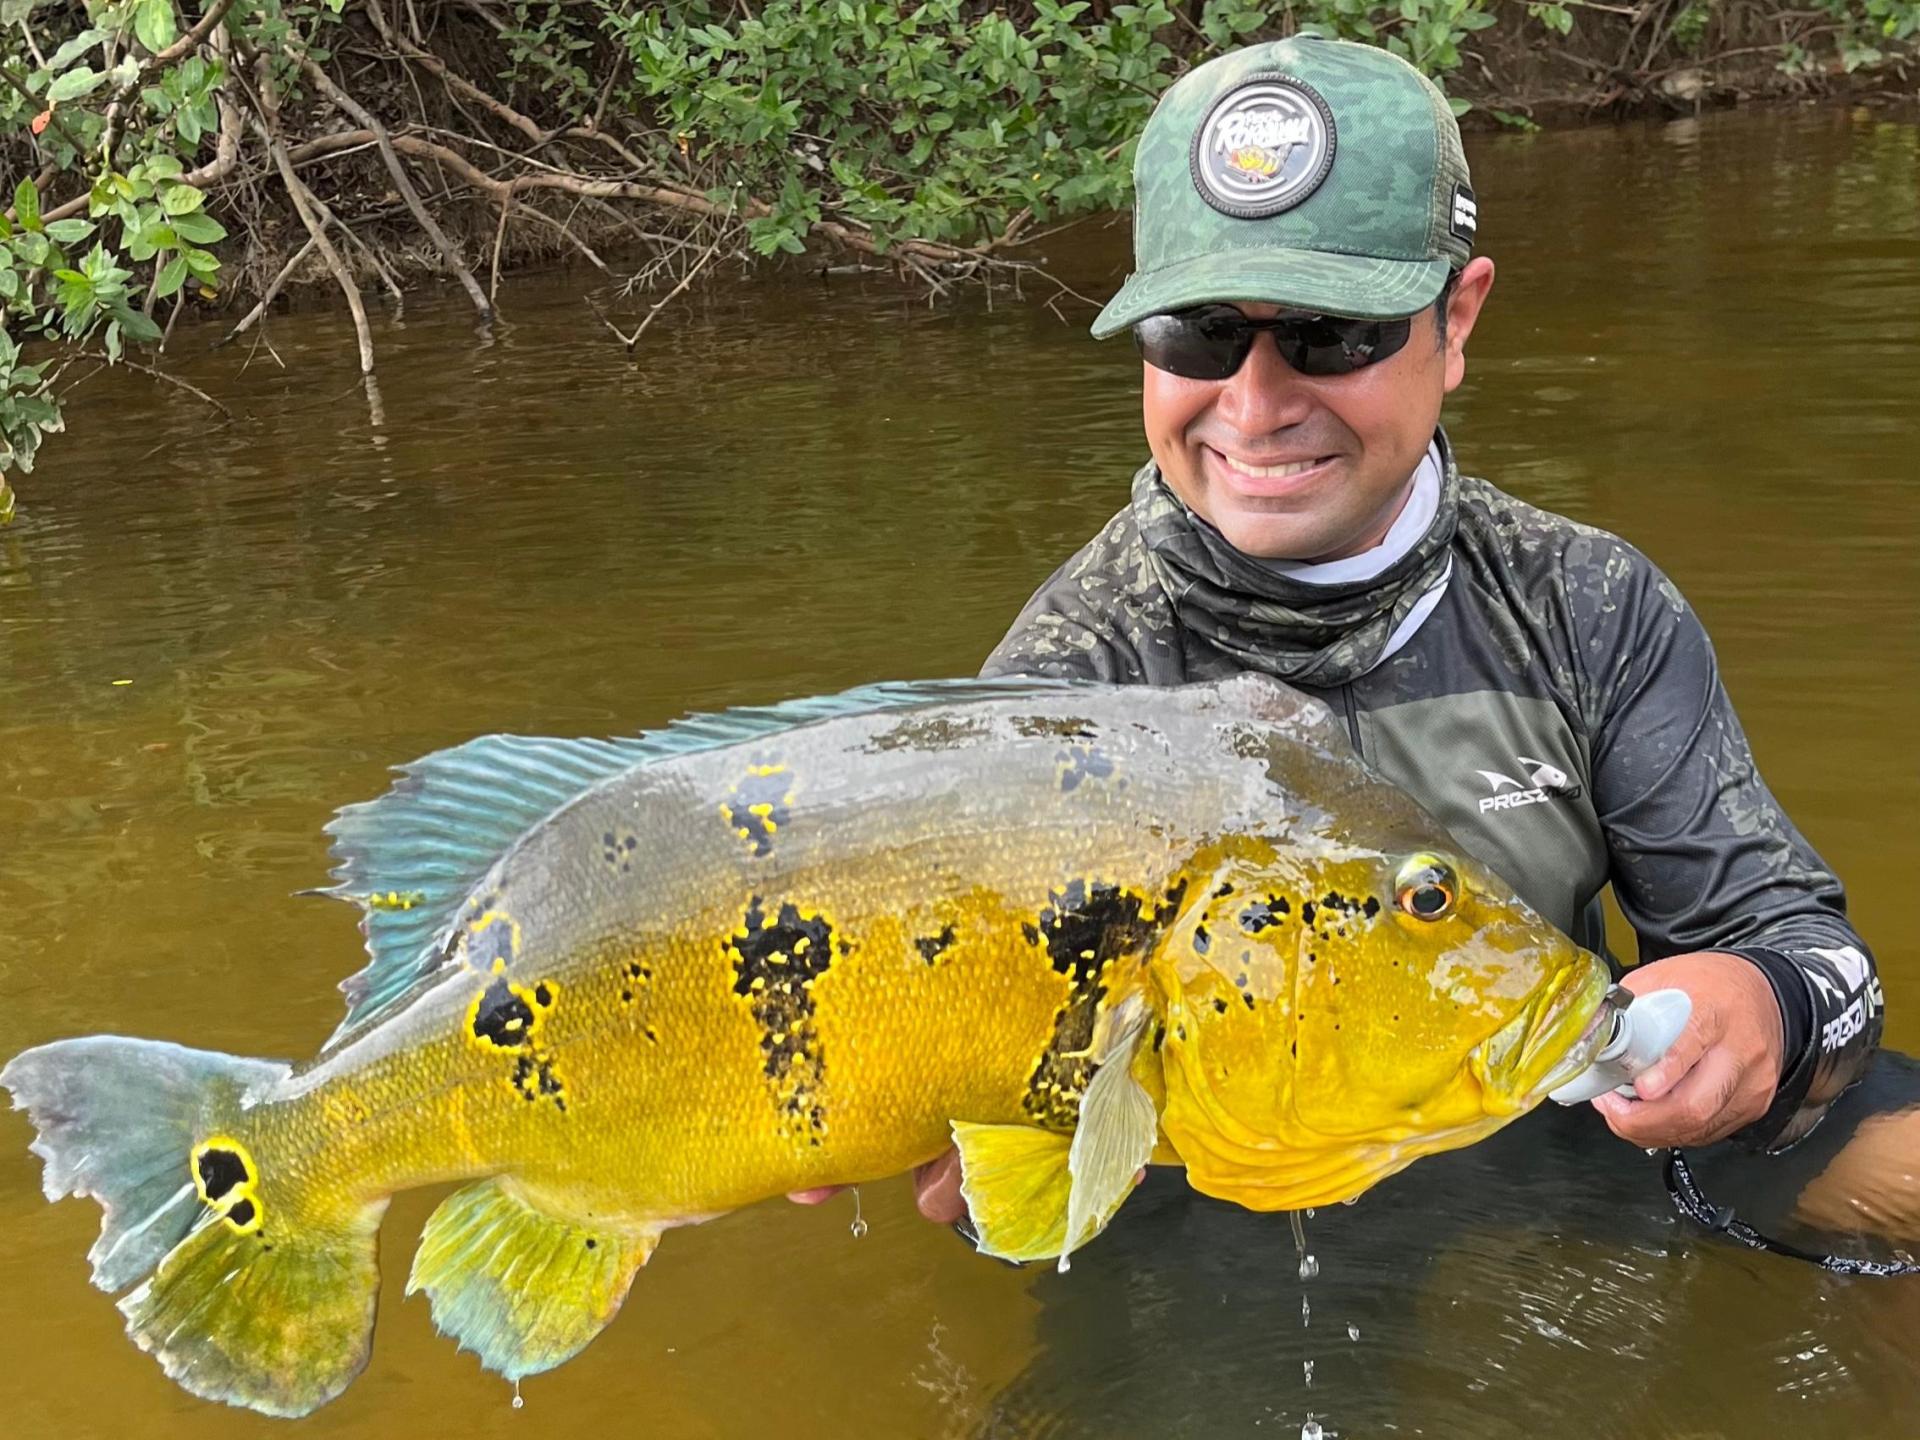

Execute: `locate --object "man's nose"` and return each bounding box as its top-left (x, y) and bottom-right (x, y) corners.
top-left (1214, 331), bottom-right (1317, 434)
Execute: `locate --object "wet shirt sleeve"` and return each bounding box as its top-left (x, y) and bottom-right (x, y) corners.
top-left (1569, 535), bottom-right (1882, 1150)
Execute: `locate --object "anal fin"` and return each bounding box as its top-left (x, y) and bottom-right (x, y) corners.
top-left (951, 1122), bottom-right (1074, 1264)
top-left (954, 997), bottom-right (1159, 1269)
top-left (407, 1179), bottom-right (659, 1382)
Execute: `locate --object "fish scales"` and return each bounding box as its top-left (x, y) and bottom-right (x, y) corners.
top-left (0, 675), bottom-right (1612, 1416)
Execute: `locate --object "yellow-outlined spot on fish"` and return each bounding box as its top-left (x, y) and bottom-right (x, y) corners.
top-left (465, 905), bottom-right (523, 971)
top-left (720, 761), bottom-right (794, 858)
top-left (466, 975), bottom-right (569, 1112)
top-left (191, 1136), bottom-right (265, 1235)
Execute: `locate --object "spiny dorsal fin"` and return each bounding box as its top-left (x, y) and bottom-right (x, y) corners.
top-left (318, 677), bottom-right (1082, 1045)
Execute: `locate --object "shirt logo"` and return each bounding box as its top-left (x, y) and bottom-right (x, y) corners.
top-left (1475, 756), bottom-right (1582, 815)
top-left (1189, 74), bottom-right (1336, 220)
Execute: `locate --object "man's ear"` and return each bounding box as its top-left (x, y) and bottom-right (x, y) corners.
top-left (1442, 256), bottom-right (1496, 393)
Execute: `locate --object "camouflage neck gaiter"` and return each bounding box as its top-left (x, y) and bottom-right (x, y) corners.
top-left (1131, 444), bottom-right (1460, 688)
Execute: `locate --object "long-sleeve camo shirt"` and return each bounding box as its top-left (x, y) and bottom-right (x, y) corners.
top-left (981, 434), bottom-right (1881, 1149)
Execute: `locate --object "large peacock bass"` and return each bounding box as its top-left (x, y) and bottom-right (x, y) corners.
top-left (3, 675), bottom-right (1612, 1417)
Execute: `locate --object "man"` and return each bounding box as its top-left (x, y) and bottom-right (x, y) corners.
top-left (798, 35), bottom-right (1882, 1225)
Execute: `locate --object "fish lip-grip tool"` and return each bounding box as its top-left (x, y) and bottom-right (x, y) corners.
top-left (1548, 984), bottom-right (1693, 1106)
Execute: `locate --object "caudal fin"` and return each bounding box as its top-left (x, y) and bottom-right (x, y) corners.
top-left (3, 1036), bottom-right (384, 1417)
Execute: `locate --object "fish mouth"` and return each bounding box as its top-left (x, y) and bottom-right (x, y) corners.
top-left (1471, 953), bottom-right (1613, 1113)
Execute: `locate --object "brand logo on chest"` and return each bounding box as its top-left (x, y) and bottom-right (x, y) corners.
top-left (1473, 755), bottom-right (1583, 816)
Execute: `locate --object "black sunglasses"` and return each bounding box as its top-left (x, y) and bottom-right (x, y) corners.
top-left (1132, 304), bottom-right (1414, 381)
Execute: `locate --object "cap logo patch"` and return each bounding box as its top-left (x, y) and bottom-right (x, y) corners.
top-left (1450, 183), bottom-right (1478, 243)
top-left (1189, 73), bottom-right (1336, 220)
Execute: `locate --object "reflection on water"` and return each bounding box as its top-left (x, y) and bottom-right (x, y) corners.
top-left (2, 104), bottom-right (1918, 1437)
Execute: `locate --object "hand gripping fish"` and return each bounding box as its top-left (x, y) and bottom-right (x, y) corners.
top-left (2, 675), bottom-right (1613, 1417)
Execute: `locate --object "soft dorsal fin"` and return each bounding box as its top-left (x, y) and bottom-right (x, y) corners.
top-left (318, 677), bottom-right (1080, 1045)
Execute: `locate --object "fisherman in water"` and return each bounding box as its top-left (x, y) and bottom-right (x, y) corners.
top-left (798, 36), bottom-right (1886, 1224)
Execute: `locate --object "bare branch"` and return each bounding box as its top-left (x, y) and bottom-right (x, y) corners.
top-left (298, 57), bottom-right (494, 324)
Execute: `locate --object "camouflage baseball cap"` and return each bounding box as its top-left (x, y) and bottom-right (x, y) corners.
top-left (1091, 37), bottom-right (1477, 337)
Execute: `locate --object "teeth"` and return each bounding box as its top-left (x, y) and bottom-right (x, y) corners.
top-left (1223, 456), bottom-right (1318, 479)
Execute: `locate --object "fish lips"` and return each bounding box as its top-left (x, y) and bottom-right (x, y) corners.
top-left (1471, 954), bottom-right (1614, 1113)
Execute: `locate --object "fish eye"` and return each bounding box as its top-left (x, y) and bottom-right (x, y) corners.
top-left (1395, 855), bottom-right (1457, 921)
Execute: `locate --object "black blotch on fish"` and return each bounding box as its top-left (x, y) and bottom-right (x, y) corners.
top-left (729, 896), bottom-right (834, 1140)
top-left (1363, 896), bottom-right (1382, 919)
top-left (601, 830), bottom-right (639, 873)
top-left (1193, 923), bottom-right (1211, 955)
top-left (472, 977), bottom-right (535, 1048)
top-left (866, 715), bottom-right (992, 753)
top-left (1213, 881), bottom-right (1235, 899)
top-left (226, 1198), bottom-right (257, 1228)
top-left (915, 924), bottom-right (957, 964)
top-left (721, 766), bottom-right (792, 858)
top-left (1300, 901), bottom-right (1317, 928)
top-left (196, 1147), bottom-right (248, 1202)
top-left (1056, 742), bottom-right (1114, 793)
top-left (1022, 877), bottom-right (1187, 1128)
top-left (1012, 714), bottom-right (1095, 741)
top-left (1033, 878), bottom-right (1186, 986)
top-left (1212, 997), bottom-right (1229, 1014)
top-left (1238, 895), bottom-right (1290, 934)
top-left (510, 1051), bottom-right (566, 1111)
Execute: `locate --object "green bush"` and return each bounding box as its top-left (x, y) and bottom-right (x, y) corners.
top-left (4, 0), bottom-right (1916, 508)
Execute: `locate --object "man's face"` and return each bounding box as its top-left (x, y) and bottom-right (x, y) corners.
top-left (1140, 257), bottom-right (1495, 563)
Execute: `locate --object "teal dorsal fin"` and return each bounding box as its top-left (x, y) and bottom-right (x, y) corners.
top-left (319, 677), bottom-right (1081, 1044)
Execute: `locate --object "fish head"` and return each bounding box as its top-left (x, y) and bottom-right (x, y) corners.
top-left (1149, 837), bottom-right (1610, 1213)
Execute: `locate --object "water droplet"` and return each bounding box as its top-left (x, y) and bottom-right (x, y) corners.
top-left (1298, 1253), bottom-right (1319, 1281)
top-left (1301, 1416), bottom-right (1323, 1439)
top-left (1347, 1322), bottom-right (1360, 1342)
top-left (1301, 1294), bottom-right (1311, 1327)
top-left (1303, 1358), bottom-right (1315, 1388)
top-left (1341, 1194), bottom-right (1359, 1206)
top-left (1289, 1209), bottom-right (1307, 1259)
top-left (849, 1185), bottom-right (868, 1239)
top-left (1305, 1207), bottom-right (1315, 1218)
top-left (511, 1380), bottom-right (524, 1410)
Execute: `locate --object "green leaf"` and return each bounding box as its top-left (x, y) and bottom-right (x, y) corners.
top-left (109, 305), bottom-right (161, 343)
top-left (0, 476), bottom-right (14, 528)
top-left (168, 211), bottom-right (225, 244)
top-left (134, 0), bottom-right (178, 54)
top-left (153, 253), bottom-right (189, 299)
top-left (47, 66), bottom-right (107, 104)
top-left (160, 184), bottom-right (205, 216)
top-left (0, 0), bottom-right (40, 25)
top-left (43, 27), bottom-right (105, 72)
top-left (11, 179), bottom-right (39, 233)
top-left (44, 218), bottom-right (95, 244)
top-left (1448, 96), bottom-right (1473, 116)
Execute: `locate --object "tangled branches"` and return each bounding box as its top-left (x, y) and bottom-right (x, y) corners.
top-left (2, 0), bottom-right (1915, 491)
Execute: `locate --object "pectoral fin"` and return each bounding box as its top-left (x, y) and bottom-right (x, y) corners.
top-left (1060, 1001), bottom-right (1158, 1271)
top-left (407, 1179), bottom-right (660, 1382)
top-left (953, 998), bottom-right (1158, 1269)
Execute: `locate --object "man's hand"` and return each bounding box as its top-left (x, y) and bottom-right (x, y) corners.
top-left (786, 1151), bottom-right (967, 1222)
top-left (1590, 951), bottom-right (1785, 1147)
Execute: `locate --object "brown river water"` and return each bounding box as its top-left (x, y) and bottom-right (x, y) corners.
top-left (2, 104), bottom-right (1918, 1438)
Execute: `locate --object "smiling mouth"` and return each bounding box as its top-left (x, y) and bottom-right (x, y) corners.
top-left (1206, 448), bottom-right (1337, 488)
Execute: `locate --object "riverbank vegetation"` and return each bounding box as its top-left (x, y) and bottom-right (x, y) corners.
top-left (3, 0), bottom-right (1916, 505)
